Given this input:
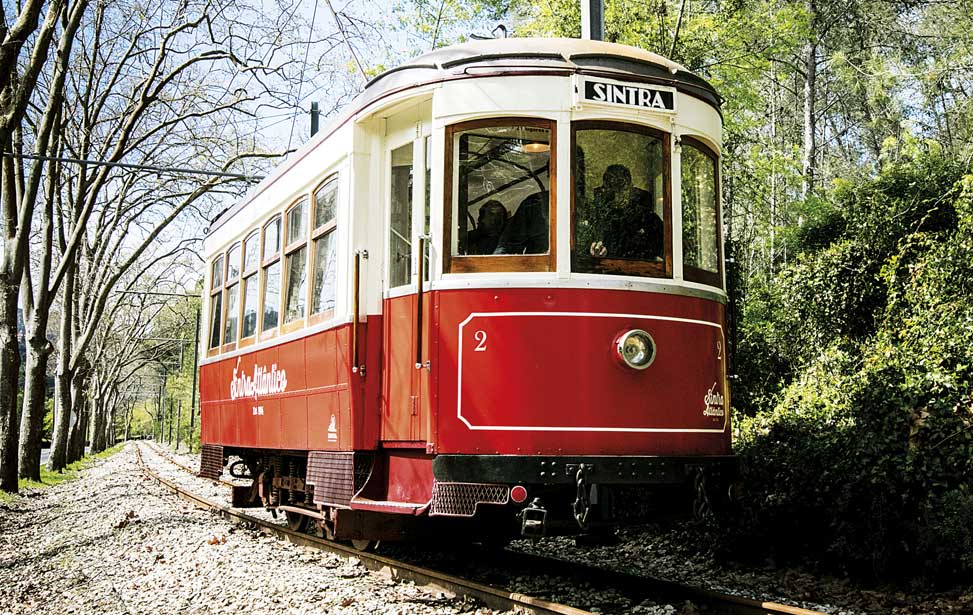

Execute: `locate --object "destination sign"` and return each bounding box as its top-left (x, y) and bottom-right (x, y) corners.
top-left (582, 77), bottom-right (676, 112)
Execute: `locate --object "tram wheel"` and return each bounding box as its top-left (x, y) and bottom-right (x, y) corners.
top-left (285, 510), bottom-right (310, 532)
top-left (349, 539), bottom-right (380, 552)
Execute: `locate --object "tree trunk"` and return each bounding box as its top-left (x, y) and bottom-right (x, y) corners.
top-left (801, 0), bottom-right (818, 200)
top-left (0, 272), bottom-right (22, 492)
top-left (67, 373), bottom-right (87, 462)
top-left (123, 403), bottom-right (133, 442)
top-left (48, 268), bottom-right (74, 471)
top-left (90, 391), bottom-right (105, 453)
top-left (18, 326), bottom-right (51, 481)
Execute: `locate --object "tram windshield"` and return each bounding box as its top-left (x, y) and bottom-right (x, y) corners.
top-left (573, 123), bottom-right (668, 278)
top-left (450, 121), bottom-right (552, 268)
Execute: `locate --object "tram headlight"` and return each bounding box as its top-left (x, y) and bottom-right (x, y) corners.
top-left (616, 329), bottom-right (656, 370)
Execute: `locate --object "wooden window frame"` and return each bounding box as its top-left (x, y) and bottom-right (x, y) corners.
top-left (570, 120), bottom-right (673, 279)
top-left (239, 230), bottom-right (261, 348)
top-left (680, 135), bottom-right (723, 288)
top-left (259, 215), bottom-right (282, 341)
top-left (443, 117), bottom-right (557, 274)
top-left (206, 254), bottom-right (225, 358)
top-left (221, 242), bottom-right (242, 353)
top-left (281, 198), bottom-right (309, 334)
top-left (309, 175), bottom-right (339, 325)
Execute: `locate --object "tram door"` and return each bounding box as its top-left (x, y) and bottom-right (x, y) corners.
top-left (381, 136), bottom-right (430, 444)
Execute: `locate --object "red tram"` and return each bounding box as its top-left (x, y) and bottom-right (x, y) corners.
top-left (198, 37), bottom-right (734, 545)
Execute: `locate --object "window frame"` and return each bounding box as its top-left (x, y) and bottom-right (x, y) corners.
top-left (443, 117), bottom-right (557, 274)
top-left (238, 229), bottom-right (261, 347)
top-left (309, 174), bottom-right (339, 325)
top-left (570, 119), bottom-right (673, 279)
top-left (207, 254), bottom-right (225, 358)
top-left (679, 135), bottom-right (723, 288)
top-left (221, 242), bottom-right (242, 352)
top-left (259, 215), bottom-right (282, 341)
top-left (281, 198), bottom-right (309, 334)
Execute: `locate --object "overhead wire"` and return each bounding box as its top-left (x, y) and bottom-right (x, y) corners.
top-left (286, 0), bottom-right (322, 154)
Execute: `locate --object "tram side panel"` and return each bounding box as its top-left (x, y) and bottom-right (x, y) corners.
top-left (199, 322), bottom-right (379, 454)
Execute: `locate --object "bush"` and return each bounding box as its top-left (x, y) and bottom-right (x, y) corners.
top-left (726, 156), bottom-right (973, 584)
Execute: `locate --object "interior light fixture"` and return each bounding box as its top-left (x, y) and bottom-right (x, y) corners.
top-left (522, 141), bottom-right (550, 154)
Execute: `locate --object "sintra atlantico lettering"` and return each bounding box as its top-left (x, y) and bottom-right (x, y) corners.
top-left (230, 358), bottom-right (288, 401)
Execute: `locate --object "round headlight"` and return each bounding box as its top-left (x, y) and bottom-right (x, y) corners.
top-left (616, 329), bottom-right (656, 370)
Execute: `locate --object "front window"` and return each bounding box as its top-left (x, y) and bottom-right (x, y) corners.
top-left (445, 118), bottom-right (555, 273)
top-left (681, 138), bottom-right (721, 287)
top-left (572, 121), bottom-right (670, 278)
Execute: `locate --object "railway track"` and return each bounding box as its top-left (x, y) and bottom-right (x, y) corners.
top-left (135, 442), bottom-right (832, 615)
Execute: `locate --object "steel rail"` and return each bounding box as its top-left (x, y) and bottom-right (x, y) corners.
top-left (144, 441), bottom-right (235, 488)
top-left (136, 443), bottom-right (831, 615)
top-left (133, 443), bottom-right (593, 615)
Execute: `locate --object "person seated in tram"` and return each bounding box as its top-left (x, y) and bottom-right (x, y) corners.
top-left (495, 191), bottom-right (549, 254)
top-left (580, 164), bottom-right (663, 261)
top-left (466, 200), bottom-right (509, 255)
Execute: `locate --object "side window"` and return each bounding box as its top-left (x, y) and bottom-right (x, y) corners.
top-left (261, 216), bottom-right (282, 334)
top-left (388, 143), bottom-right (414, 288)
top-left (445, 118), bottom-right (555, 273)
top-left (208, 255), bottom-right (224, 350)
top-left (240, 231), bottom-right (260, 340)
top-left (681, 138), bottom-right (722, 287)
top-left (572, 121), bottom-right (671, 278)
top-left (223, 243), bottom-right (241, 345)
top-left (311, 176), bottom-right (338, 317)
top-left (283, 199), bottom-right (308, 325)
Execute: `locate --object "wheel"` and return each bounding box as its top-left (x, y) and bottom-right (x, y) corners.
top-left (349, 539), bottom-right (380, 552)
top-left (285, 510), bottom-right (309, 532)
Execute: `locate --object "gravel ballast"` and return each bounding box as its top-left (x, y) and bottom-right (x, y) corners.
top-left (0, 444), bottom-right (499, 615)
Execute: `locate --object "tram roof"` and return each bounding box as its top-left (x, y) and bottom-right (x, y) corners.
top-left (208, 38), bottom-right (721, 235)
top-left (361, 37), bottom-right (722, 112)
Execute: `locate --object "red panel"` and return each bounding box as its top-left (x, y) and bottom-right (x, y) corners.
top-left (306, 329), bottom-right (338, 389)
top-left (307, 392), bottom-right (340, 450)
top-left (382, 295), bottom-right (417, 442)
top-left (358, 317), bottom-right (384, 449)
top-left (434, 287), bottom-right (731, 457)
top-left (219, 404), bottom-right (237, 445)
top-left (277, 337), bottom-right (306, 391)
top-left (338, 389), bottom-right (352, 448)
top-left (385, 452), bottom-right (434, 504)
top-left (255, 398), bottom-right (281, 449)
top-left (280, 396), bottom-right (307, 450)
top-left (200, 402), bottom-right (219, 443)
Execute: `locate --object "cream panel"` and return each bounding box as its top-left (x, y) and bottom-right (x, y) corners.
top-left (434, 76), bottom-right (573, 122)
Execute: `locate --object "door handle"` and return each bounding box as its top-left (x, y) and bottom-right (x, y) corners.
top-left (415, 236), bottom-right (430, 370)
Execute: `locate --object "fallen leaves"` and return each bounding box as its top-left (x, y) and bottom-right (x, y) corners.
top-left (115, 510), bottom-right (138, 529)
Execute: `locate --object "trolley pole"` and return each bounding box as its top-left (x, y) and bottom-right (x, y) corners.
top-left (581, 0), bottom-right (604, 41)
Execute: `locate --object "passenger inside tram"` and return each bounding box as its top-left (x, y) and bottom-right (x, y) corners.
top-left (496, 191), bottom-right (549, 254)
top-left (582, 164), bottom-right (662, 260)
top-left (466, 200), bottom-right (509, 255)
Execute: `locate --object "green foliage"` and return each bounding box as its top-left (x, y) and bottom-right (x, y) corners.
top-left (728, 154), bottom-right (973, 583)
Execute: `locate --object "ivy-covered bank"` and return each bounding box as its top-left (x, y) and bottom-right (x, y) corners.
top-left (728, 147), bottom-right (973, 584)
